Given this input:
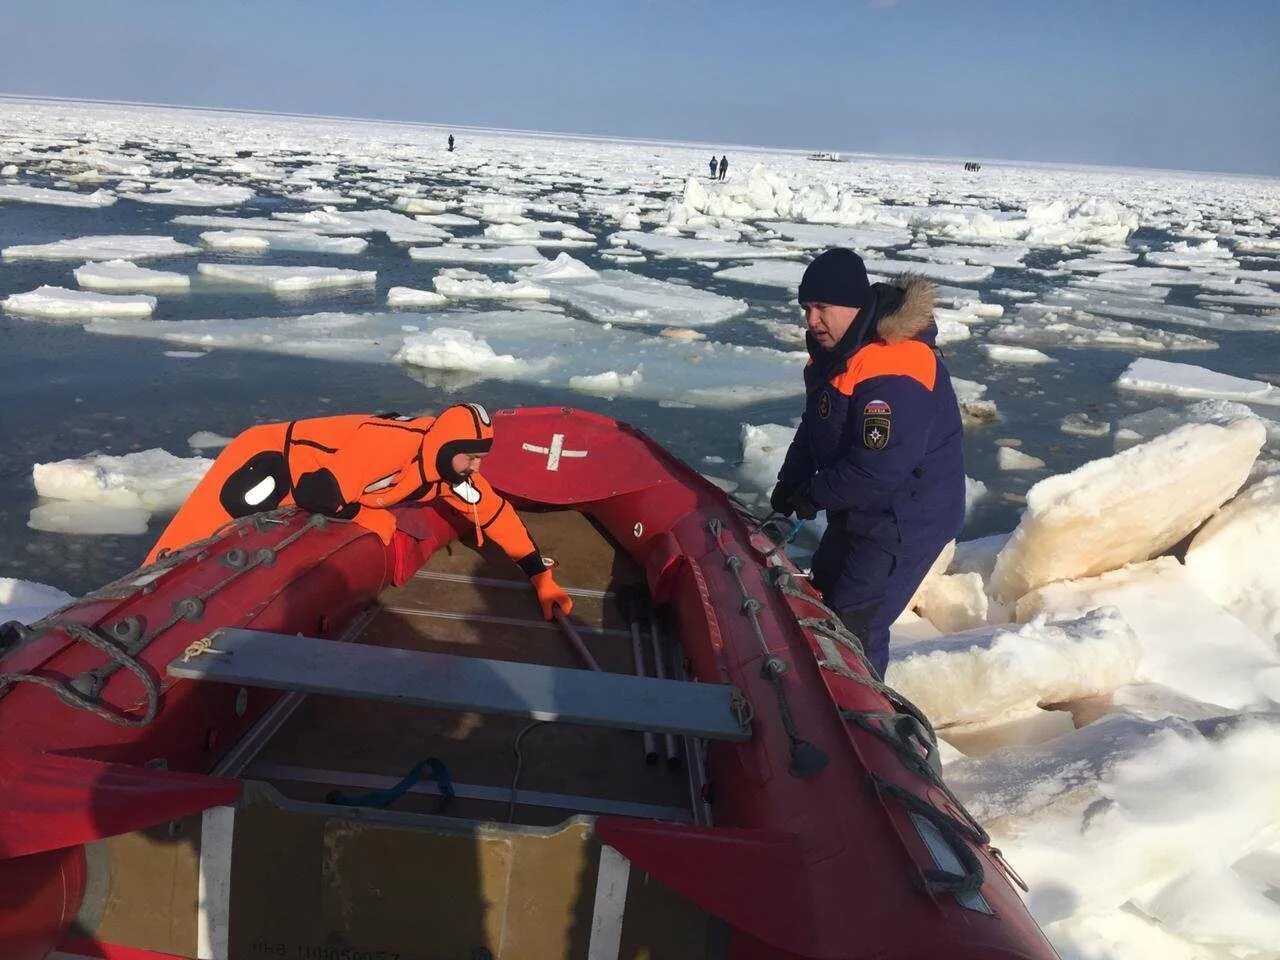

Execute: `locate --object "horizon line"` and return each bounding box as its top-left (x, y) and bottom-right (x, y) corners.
top-left (1, 90), bottom-right (1275, 184)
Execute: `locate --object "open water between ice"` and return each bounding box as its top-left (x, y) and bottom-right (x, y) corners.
top-left (3, 167), bottom-right (1277, 593)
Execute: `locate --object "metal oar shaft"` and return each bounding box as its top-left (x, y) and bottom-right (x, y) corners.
top-left (553, 610), bottom-right (602, 672)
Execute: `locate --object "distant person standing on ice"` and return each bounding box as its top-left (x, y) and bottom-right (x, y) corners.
top-left (709, 154), bottom-right (718, 178)
top-left (769, 249), bottom-right (965, 678)
top-left (718, 155), bottom-right (728, 181)
top-left (448, 134), bottom-right (455, 152)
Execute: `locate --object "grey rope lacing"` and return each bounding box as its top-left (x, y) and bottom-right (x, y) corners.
top-left (0, 509), bottom-right (330, 728)
top-left (0, 622), bottom-right (159, 727)
top-left (708, 518), bottom-right (828, 778)
top-left (735, 507), bottom-right (1024, 894)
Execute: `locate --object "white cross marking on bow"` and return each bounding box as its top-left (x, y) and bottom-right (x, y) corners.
top-left (521, 433), bottom-right (588, 471)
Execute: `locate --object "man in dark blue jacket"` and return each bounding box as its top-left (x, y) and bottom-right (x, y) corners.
top-left (771, 248), bottom-right (965, 677)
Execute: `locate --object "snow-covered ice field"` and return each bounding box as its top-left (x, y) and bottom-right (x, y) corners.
top-left (2, 97), bottom-right (1279, 959)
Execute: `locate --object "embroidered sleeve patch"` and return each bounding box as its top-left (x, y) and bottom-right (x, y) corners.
top-left (817, 390), bottom-right (831, 419)
top-left (863, 399), bottom-right (892, 415)
top-left (863, 416), bottom-right (891, 450)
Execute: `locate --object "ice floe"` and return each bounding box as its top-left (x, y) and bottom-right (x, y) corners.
top-left (33, 448), bottom-right (211, 512)
top-left (516, 253), bottom-right (749, 327)
top-left (433, 268), bottom-right (550, 301)
top-left (998, 447), bottom-right (1046, 471)
top-left (123, 178), bottom-right (253, 207)
top-left (1018, 557), bottom-right (1280, 709)
top-left (199, 230), bottom-right (368, 255)
top-left (0, 183), bottom-right (115, 207)
top-left (1117, 357), bottom-right (1280, 405)
top-left (993, 305), bottom-right (1216, 352)
top-left (888, 609), bottom-right (1140, 730)
top-left (1184, 476), bottom-right (1280, 644)
top-left (196, 263), bottom-right (376, 292)
top-left (87, 308), bottom-right (804, 408)
top-left (2, 234), bottom-right (197, 261)
top-left (984, 344), bottom-right (1053, 365)
top-left (0, 578), bottom-right (74, 624)
top-left (74, 260), bottom-right (190, 292)
top-left (387, 286), bottom-right (448, 308)
top-left (713, 260), bottom-right (806, 291)
top-left (408, 243), bottom-right (548, 265)
top-left (610, 229), bottom-right (801, 261)
top-left (946, 714), bottom-right (1280, 928)
top-left (989, 419), bottom-right (1265, 601)
top-left (3, 285), bottom-right (156, 318)
top-left (28, 501), bottom-right (153, 536)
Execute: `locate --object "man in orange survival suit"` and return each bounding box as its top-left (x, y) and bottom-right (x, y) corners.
top-left (145, 403), bottom-right (573, 620)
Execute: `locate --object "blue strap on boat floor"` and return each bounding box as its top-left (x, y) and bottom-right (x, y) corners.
top-left (326, 757), bottom-right (454, 813)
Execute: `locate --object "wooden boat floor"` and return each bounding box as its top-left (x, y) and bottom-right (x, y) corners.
top-left (252, 508), bottom-right (695, 827)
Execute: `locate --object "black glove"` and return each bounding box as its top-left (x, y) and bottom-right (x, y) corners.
top-left (791, 485), bottom-right (819, 521)
top-left (769, 481), bottom-right (797, 516)
top-left (294, 469), bottom-right (360, 520)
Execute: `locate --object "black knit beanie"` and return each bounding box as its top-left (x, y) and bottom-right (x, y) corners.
top-left (797, 248), bottom-right (872, 310)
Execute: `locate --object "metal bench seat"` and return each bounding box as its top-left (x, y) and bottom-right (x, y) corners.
top-left (169, 627), bottom-right (751, 742)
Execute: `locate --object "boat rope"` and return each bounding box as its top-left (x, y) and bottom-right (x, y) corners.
top-left (872, 776), bottom-right (988, 898)
top-left (0, 622), bottom-right (159, 727)
top-left (508, 720), bottom-right (548, 822)
top-left (724, 506), bottom-right (1013, 889)
top-left (327, 757), bottom-right (455, 813)
top-left (0, 510), bottom-right (329, 727)
top-left (707, 518), bottom-right (829, 779)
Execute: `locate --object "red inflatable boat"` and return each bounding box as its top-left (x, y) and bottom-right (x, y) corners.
top-left (0, 407), bottom-right (1057, 960)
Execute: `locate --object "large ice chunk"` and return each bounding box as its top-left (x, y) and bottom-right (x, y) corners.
top-left (2, 234), bottom-right (197, 261)
top-left (433, 268), bottom-right (550, 301)
top-left (1016, 557), bottom-right (1280, 710)
top-left (392, 327), bottom-right (535, 376)
top-left (1117, 357), bottom-right (1280, 405)
top-left (196, 263), bottom-right (376, 292)
top-left (0, 578), bottom-right (74, 624)
top-left (408, 244), bottom-right (548, 265)
top-left (945, 714), bottom-right (1280, 925)
top-left (0, 184), bottom-right (116, 207)
top-left (199, 230), bottom-right (368, 255)
top-left (28, 501), bottom-right (152, 536)
top-left (988, 419), bottom-right (1265, 600)
top-left (610, 229), bottom-right (801, 261)
top-left (1114, 399), bottom-right (1280, 453)
top-left (75, 260), bottom-right (190, 292)
top-left (1184, 477), bottom-right (1280, 644)
top-left (387, 286), bottom-right (448, 308)
top-left (33, 448), bottom-right (212, 513)
top-left (3, 285), bottom-right (156, 318)
top-left (123, 179), bottom-right (253, 207)
top-left (516, 253), bottom-right (749, 328)
top-left (713, 260), bottom-right (806, 291)
top-left (394, 311), bottom-right (803, 407)
top-left (886, 609), bottom-right (1140, 729)
top-left (994, 306), bottom-right (1216, 352)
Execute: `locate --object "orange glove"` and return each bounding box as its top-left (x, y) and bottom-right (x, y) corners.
top-left (531, 569), bottom-right (573, 621)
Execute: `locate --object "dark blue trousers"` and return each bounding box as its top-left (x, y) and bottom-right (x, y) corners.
top-left (811, 531), bottom-right (945, 678)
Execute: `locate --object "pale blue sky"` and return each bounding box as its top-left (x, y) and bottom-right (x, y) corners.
top-left (2, 0), bottom-right (1277, 175)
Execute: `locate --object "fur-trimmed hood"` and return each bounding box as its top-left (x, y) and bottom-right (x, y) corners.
top-left (875, 273), bottom-right (937, 344)
top-left (807, 272), bottom-right (938, 368)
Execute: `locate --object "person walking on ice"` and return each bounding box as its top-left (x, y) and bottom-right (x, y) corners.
top-left (718, 155), bottom-right (728, 181)
top-left (709, 154), bottom-right (718, 178)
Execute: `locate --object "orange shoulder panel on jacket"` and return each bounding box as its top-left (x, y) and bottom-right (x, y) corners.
top-left (829, 341), bottom-right (937, 396)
